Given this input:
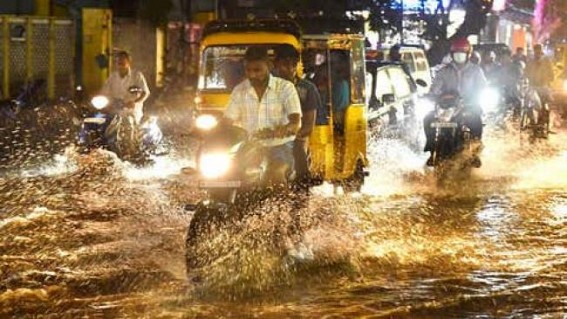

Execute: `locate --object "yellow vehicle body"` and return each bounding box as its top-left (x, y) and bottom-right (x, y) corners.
top-left (195, 20), bottom-right (368, 189)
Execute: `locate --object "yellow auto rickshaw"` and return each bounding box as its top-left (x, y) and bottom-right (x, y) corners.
top-left (193, 19), bottom-right (368, 191)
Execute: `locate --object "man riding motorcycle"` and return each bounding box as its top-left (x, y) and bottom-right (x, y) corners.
top-left (424, 38), bottom-right (487, 167)
top-left (224, 46), bottom-right (302, 186)
top-left (525, 44), bottom-right (554, 137)
top-left (100, 50), bottom-right (150, 124)
top-left (494, 49), bottom-right (524, 115)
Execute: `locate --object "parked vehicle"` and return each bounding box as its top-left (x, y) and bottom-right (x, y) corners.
top-left (371, 45), bottom-right (432, 94)
top-left (364, 60), bottom-right (420, 136)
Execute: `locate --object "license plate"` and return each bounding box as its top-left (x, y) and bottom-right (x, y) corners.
top-left (84, 117), bottom-right (107, 124)
top-left (431, 122), bottom-right (458, 128)
top-left (199, 180), bottom-right (241, 188)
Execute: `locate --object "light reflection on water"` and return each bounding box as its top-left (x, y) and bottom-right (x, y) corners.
top-left (1, 128), bottom-right (567, 317)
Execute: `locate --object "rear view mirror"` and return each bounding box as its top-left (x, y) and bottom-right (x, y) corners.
top-left (382, 93), bottom-right (396, 104)
top-left (415, 79), bottom-right (427, 87)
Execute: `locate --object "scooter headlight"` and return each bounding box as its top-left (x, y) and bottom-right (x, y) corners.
top-left (480, 87), bottom-right (500, 112)
top-left (91, 96), bottom-right (109, 110)
top-left (195, 114), bottom-right (218, 130)
top-left (199, 153), bottom-right (232, 179)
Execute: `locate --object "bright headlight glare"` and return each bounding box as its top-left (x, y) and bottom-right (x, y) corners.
top-left (481, 88), bottom-right (500, 111)
top-left (199, 153), bottom-right (231, 179)
top-left (91, 96), bottom-right (109, 110)
top-left (416, 98), bottom-right (435, 120)
top-left (195, 114), bottom-right (218, 130)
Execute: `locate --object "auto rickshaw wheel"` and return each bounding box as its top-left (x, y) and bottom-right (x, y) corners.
top-left (342, 160), bottom-right (365, 193)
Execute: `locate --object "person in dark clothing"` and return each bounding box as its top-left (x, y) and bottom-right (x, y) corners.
top-left (389, 44), bottom-right (417, 91)
top-left (425, 38), bottom-right (486, 167)
top-left (274, 44), bottom-right (324, 187)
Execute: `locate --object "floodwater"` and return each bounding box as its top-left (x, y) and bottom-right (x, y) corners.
top-left (1, 124), bottom-right (567, 318)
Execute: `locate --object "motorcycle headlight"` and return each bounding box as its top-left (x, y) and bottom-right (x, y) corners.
top-left (481, 87), bottom-right (500, 112)
top-left (195, 114), bottom-right (218, 130)
top-left (199, 153), bottom-right (232, 179)
top-left (91, 96), bottom-right (109, 110)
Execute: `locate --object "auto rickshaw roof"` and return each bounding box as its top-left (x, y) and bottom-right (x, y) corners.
top-left (202, 19), bottom-right (301, 40)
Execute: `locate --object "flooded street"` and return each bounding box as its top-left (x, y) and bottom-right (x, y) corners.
top-left (1, 127), bottom-right (567, 318)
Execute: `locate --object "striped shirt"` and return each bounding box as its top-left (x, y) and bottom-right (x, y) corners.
top-left (225, 74), bottom-right (301, 146)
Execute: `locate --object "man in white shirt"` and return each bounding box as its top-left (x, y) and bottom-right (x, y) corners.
top-left (225, 46), bottom-right (302, 185)
top-left (100, 51), bottom-right (150, 124)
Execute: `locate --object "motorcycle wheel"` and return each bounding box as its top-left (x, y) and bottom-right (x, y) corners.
top-left (185, 204), bottom-right (231, 276)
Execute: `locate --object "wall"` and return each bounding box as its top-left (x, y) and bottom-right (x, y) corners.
top-left (112, 18), bottom-right (160, 91)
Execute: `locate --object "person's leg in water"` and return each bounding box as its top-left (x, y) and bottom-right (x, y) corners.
top-left (463, 106), bottom-right (483, 167)
top-left (293, 138), bottom-right (310, 193)
top-left (266, 142), bottom-right (295, 189)
top-left (423, 111), bottom-right (436, 166)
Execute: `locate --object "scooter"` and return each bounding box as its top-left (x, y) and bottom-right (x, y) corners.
top-left (184, 116), bottom-right (296, 277)
top-left (77, 86), bottom-right (164, 163)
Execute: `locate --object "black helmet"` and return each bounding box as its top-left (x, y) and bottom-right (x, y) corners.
top-left (274, 44), bottom-right (299, 62)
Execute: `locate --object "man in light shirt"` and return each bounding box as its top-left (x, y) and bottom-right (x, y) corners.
top-left (224, 46), bottom-right (302, 185)
top-left (100, 50), bottom-right (150, 124)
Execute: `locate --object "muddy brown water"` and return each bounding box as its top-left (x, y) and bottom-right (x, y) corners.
top-left (1, 124), bottom-right (566, 318)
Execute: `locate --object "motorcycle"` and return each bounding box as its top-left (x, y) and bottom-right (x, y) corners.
top-left (184, 117), bottom-right (297, 278)
top-left (77, 86), bottom-right (164, 163)
top-left (426, 94), bottom-right (480, 169)
top-left (518, 79), bottom-right (549, 139)
top-left (0, 79), bottom-right (47, 121)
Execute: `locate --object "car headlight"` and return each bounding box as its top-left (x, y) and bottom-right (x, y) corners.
top-left (195, 114), bottom-right (218, 130)
top-left (199, 153), bottom-right (231, 179)
top-left (481, 87), bottom-right (500, 112)
top-left (91, 96), bottom-right (109, 110)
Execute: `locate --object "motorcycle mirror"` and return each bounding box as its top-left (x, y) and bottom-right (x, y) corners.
top-left (415, 79), bottom-right (427, 87)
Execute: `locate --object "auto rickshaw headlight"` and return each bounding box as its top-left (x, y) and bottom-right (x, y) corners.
top-left (199, 153), bottom-right (231, 179)
top-left (91, 95), bottom-right (109, 110)
top-left (195, 114), bottom-right (218, 130)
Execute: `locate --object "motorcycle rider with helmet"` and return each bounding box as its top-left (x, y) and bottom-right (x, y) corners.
top-left (424, 38), bottom-right (487, 167)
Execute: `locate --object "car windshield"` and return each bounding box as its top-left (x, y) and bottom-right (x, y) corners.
top-left (198, 45), bottom-right (275, 92)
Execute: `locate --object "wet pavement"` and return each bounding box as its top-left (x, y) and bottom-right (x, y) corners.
top-left (1, 111), bottom-right (567, 318)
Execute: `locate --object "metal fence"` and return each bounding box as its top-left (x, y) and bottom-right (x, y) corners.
top-left (0, 15), bottom-right (74, 100)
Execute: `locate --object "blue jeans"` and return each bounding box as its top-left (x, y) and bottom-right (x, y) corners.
top-left (266, 141), bottom-right (295, 184)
